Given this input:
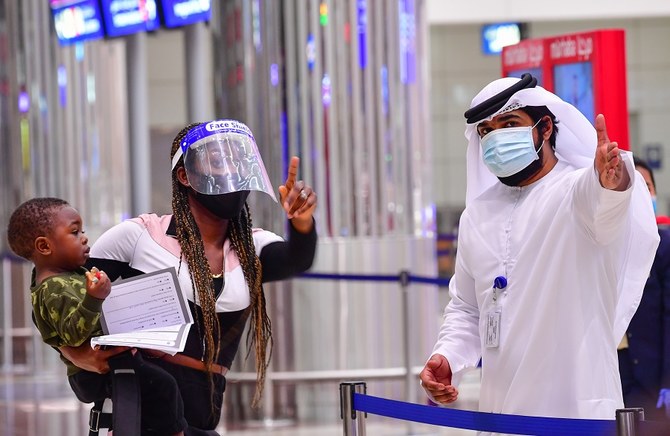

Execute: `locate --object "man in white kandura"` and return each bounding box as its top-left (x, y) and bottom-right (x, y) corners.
top-left (420, 73), bottom-right (659, 419)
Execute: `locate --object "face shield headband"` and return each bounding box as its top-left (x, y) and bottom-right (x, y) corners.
top-left (171, 120), bottom-right (277, 202)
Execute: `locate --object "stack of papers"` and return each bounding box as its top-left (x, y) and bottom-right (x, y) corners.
top-left (90, 268), bottom-right (193, 355)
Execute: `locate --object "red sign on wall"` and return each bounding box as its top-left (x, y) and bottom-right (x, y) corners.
top-left (502, 29), bottom-right (629, 150)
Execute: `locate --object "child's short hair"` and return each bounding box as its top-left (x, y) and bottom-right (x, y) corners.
top-left (7, 197), bottom-right (70, 260)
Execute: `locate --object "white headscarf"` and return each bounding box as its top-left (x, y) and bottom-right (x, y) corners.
top-left (463, 76), bottom-right (659, 342)
top-left (464, 77), bottom-right (596, 205)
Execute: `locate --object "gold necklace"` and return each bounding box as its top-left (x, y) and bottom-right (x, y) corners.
top-left (211, 248), bottom-right (225, 279)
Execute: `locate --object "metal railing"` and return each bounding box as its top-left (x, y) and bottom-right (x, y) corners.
top-left (225, 270), bottom-right (449, 419)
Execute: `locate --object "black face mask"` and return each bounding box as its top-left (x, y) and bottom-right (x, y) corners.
top-left (497, 136), bottom-right (546, 187)
top-left (192, 190), bottom-right (250, 219)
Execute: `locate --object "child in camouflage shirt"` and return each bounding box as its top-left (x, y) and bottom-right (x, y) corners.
top-left (7, 197), bottom-right (187, 435)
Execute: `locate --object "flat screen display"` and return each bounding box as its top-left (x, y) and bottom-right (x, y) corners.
top-left (159, 0), bottom-right (212, 28)
top-left (507, 68), bottom-right (544, 87)
top-left (482, 23), bottom-right (523, 55)
top-left (100, 0), bottom-right (161, 38)
top-left (51, 0), bottom-right (105, 45)
top-left (553, 62), bottom-right (595, 124)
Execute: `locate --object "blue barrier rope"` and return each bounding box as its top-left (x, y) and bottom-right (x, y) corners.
top-left (300, 272), bottom-right (451, 287)
top-left (409, 275), bottom-right (450, 286)
top-left (437, 233), bottom-right (457, 241)
top-left (300, 272), bottom-right (399, 282)
top-left (1, 252), bottom-right (25, 263)
top-left (353, 393), bottom-right (617, 436)
top-left (4, 253), bottom-right (455, 287)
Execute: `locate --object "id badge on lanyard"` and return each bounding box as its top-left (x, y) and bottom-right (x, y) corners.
top-left (485, 276), bottom-right (507, 349)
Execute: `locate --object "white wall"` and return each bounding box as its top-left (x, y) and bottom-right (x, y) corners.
top-left (429, 17), bottom-right (670, 221)
top-left (145, 30), bottom-right (187, 126)
top-left (145, 28), bottom-right (215, 127)
top-left (143, 28), bottom-right (215, 213)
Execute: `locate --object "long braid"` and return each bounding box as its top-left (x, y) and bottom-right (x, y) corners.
top-left (230, 203), bottom-right (273, 407)
top-left (170, 124), bottom-right (222, 413)
top-left (172, 178), bottom-right (222, 367)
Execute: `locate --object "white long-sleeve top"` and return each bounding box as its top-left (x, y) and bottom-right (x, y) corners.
top-left (432, 158), bottom-right (659, 419)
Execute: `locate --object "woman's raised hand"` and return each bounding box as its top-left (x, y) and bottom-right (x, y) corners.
top-left (278, 156), bottom-right (317, 232)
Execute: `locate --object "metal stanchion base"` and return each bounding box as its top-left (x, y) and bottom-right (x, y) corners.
top-left (233, 418), bottom-right (296, 429)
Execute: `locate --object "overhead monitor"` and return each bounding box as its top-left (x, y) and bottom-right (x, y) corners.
top-left (502, 29), bottom-right (630, 150)
top-left (481, 23), bottom-right (525, 56)
top-left (159, 0), bottom-right (212, 28)
top-left (50, 0), bottom-right (105, 46)
top-left (507, 67), bottom-right (544, 87)
top-left (545, 30), bottom-right (628, 147)
top-left (553, 61), bottom-right (595, 124)
top-left (99, 0), bottom-right (161, 38)
top-left (501, 37), bottom-right (546, 87)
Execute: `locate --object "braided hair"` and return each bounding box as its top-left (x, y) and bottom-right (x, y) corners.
top-left (170, 123), bottom-right (273, 408)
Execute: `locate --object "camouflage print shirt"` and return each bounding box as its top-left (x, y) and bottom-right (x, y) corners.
top-left (31, 267), bottom-right (104, 375)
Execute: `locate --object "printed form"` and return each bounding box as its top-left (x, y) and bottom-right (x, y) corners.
top-left (91, 267), bottom-right (193, 355)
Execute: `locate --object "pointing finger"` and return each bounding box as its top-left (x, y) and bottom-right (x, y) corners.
top-left (284, 156), bottom-right (300, 192)
top-left (595, 114), bottom-right (609, 146)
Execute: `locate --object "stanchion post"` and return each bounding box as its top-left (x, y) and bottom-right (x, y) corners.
top-left (399, 270), bottom-right (414, 404)
top-left (340, 381), bottom-right (367, 436)
top-left (399, 270), bottom-right (417, 436)
top-left (616, 407), bottom-right (644, 436)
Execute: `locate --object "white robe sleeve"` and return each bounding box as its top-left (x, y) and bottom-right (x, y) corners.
top-left (572, 154), bottom-right (633, 246)
top-left (572, 152), bottom-right (659, 342)
top-left (430, 217), bottom-right (482, 387)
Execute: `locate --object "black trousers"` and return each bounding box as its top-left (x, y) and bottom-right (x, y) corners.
top-left (618, 348), bottom-right (668, 422)
top-left (149, 358), bottom-right (227, 431)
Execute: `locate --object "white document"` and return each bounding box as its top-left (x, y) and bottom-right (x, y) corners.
top-left (90, 267), bottom-right (193, 355)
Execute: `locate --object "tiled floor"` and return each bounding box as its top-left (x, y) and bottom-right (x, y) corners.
top-left (1, 372), bottom-right (481, 436)
top-left (223, 422), bottom-right (474, 435)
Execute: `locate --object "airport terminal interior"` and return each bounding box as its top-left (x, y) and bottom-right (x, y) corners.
top-left (2, 0), bottom-right (670, 435)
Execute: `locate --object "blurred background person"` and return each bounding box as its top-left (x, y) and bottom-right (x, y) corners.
top-left (618, 157), bottom-right (670, 421)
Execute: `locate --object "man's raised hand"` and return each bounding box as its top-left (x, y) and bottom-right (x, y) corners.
top-left (595, 114), bottom-right (628, 191)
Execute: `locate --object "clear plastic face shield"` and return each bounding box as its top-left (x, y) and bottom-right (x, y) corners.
top-left (171, 120), bottom-right (277, 202)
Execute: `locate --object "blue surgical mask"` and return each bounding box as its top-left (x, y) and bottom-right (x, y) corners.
top-left (480, 120), bottom-right (543, 178)
top-left (652, 195), bottom-right (657, 215)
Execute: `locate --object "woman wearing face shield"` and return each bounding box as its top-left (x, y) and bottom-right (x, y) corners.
top-left (59, 120), bottom-right (318, 433)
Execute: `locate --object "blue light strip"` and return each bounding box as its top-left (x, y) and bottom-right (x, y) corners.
top-left (357, 0), bottom-right (367, 69)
